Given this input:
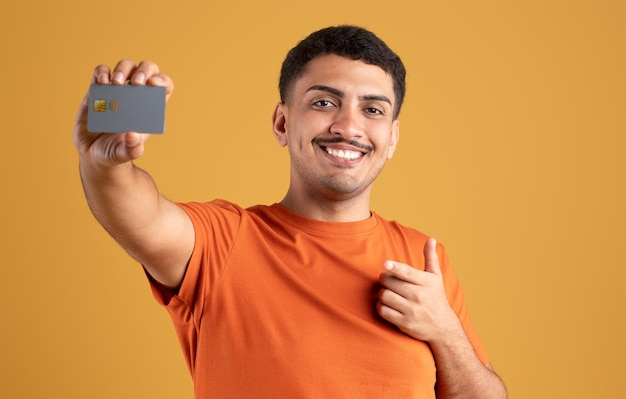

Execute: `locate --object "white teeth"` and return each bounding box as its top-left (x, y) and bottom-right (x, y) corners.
top-left (325, 147), bottom-right (362, 160)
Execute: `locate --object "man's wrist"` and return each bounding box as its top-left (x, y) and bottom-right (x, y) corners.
top-left (427, 312), bottom-right (466, 349)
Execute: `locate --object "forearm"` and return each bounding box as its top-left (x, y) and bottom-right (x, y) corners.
top-left (79, 158), bottom-right (170, 258)
top-left (430, 320), bottom-right (507, 399)
top-left (78, 154), bottom-right (194, 289)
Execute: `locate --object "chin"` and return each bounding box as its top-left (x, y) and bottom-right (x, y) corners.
top-left (318, 177), bottom-right (369, 200)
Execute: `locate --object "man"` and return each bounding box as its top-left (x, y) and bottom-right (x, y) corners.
top-left (74, 25), bottom-right (506, 398)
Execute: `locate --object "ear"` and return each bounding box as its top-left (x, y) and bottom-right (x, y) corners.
top-left (272, 102), bottom-right (289, 147)
top-left (386, 119), bottom-right (400, 159)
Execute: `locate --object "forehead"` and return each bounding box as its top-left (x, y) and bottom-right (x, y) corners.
top-left (293, 54), bottom-right (395, 100)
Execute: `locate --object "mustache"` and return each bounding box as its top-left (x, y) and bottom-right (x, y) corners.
top-left (312, 137), bottom-right (374, 152)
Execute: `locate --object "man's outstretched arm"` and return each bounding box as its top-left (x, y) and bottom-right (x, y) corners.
top-left (74, 60), bottom-right (194, 289)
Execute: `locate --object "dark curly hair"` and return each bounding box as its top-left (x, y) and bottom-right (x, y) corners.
top-left (279, 25), bottom-right (406, 118)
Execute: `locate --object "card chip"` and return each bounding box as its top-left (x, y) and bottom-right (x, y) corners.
top-left (93, 99), bottom-right (107, 112)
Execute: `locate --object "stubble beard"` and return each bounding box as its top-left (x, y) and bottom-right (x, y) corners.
top-left (293, 156), bottom-right (384, 202)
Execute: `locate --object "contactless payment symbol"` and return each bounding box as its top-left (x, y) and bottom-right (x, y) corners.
top-left (108, 98), bottom-right (119, 112)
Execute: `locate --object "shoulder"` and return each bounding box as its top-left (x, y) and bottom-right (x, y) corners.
top-left (178, 199), bottom-right (243, 215)
top-left (177, 199), bottom-right (267, 219)
top-left (372, 212), bottom-right (454, 270)
top-left (176, 200), bottom-right (280, 232)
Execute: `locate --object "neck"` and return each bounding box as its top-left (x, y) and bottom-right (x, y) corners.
top-left (279, 188), bottom-right (372, 223)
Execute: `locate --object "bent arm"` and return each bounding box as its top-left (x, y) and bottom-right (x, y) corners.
top-left (377, 238), bottom-right (506, 398)
top-left (75, 60), bottom-right (194, 289)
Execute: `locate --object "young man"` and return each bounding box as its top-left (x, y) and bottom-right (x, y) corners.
top-left (74, 25), bottom-right (506, 398)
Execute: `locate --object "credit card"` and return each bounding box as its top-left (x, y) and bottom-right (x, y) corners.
top-left (87, 83), bottom-right (166, 134)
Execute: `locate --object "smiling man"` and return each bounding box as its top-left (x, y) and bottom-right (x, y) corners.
top-left (274, 54), bottom-right (400, 221)
top-left (74, 25), bottom-right (506, 398)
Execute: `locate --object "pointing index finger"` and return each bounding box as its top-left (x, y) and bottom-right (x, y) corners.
top-left (382, 260), bottom-right (421, 285)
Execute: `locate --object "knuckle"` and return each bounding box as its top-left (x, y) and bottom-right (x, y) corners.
top-left (377, 303), bottom-right (391, 319)
top-left (379, 272), bottom-right (395, 286)
top-left (119, 58), bottom-right (136, 66)
top-left (138, 60), bottom-right (160, 74)
top-left (395, 264), bottom-right (414, 280)
top-left (377, 288), bottom-right (387, 302)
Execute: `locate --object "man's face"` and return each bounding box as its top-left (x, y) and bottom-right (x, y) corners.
top-left (273, 54), bottom-right (400, 202)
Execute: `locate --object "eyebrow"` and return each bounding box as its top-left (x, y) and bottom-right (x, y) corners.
top-left (306, 85), bottom-right (392, 106)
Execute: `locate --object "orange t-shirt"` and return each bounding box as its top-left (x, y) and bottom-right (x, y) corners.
top-left (149, 200), bottom-right (489, 398)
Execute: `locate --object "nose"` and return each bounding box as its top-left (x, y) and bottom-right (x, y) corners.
top-left (329, 106), bottom-right (364, 140)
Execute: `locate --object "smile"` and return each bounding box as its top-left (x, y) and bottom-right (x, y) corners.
top-left (324, 147), bottom-right (363, 160)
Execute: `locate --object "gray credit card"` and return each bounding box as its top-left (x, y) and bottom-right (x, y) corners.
top-left (87, 83), bottom-right (166, 134)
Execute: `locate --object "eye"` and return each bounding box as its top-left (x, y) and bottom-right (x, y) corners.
top-left (313, 99), bottom-right (335, 108)
top-left (365, 107), bottom-right (383, 115)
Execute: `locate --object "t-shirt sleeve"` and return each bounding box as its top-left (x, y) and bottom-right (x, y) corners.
top-left (144, 200), bottom-right (243, 375)
top-left (147, 199), bottom-right (242, 311)
top-left (437, 243), bottom-right (490, 365)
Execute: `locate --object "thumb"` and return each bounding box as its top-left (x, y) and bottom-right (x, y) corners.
top-left (122, 132), bottom-right (149, 159)
top-left (125, 132), bottom-right (146, 147)
top-left (424, 237), bottom-right (442, 275)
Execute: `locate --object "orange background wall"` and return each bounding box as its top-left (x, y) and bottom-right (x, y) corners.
top-left (1, 1), bottom-right (624, 398)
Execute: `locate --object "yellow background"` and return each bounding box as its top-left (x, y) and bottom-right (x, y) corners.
top-left (1, 1), bottom-right (624, 398)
